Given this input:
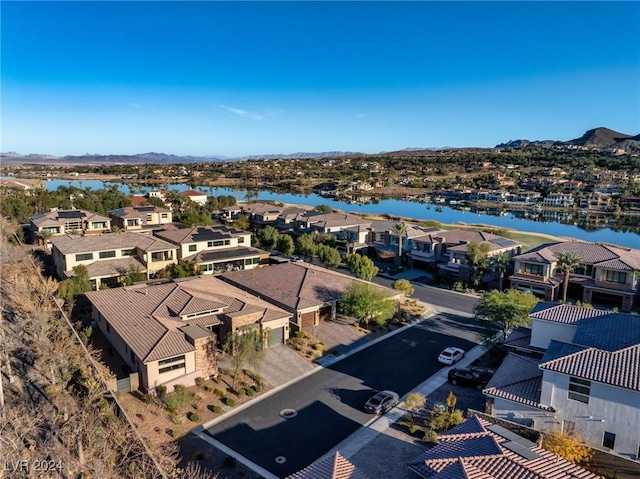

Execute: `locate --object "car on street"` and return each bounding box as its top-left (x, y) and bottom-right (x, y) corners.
top-left (447, 368), bottom-right (493, 389)
top-left (363, 390), bottom-right (400, 414)
top-left (438, 347), bottom-right (465, 365)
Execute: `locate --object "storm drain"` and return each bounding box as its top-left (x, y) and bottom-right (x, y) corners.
top-left (279, 408), bottom-right (298, 419)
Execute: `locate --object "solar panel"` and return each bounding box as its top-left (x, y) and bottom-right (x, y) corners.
top-left (503, 441), bottom-right (540, 460)
top-left (136, 206), bottom-right (156, 212)
top-left (493, 237), bottom-right (515, 247)
top-left (58, 210), bottom-right (86, 219)
top-left (486, 424), bottom-right (536, 448)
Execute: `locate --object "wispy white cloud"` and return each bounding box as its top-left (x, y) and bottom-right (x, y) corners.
top-left (219, 104), bottom-right (264, 121)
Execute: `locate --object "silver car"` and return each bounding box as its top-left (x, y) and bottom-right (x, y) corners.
top-left (364, 390), bottom-right (399, 414)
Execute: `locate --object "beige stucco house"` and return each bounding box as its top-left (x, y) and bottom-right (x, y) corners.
top-left (30, 209), bottom-right (111, 243)
top-left (108, 205), bottom-right (173, 231)
top-left (86, 276), bottom-right (291, 392)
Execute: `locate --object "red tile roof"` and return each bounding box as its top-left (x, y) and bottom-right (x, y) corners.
top-left (286, 452), bottom-right (369, 479)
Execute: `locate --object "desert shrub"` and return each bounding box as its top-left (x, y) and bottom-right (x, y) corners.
top-left (246, 388), bottom-right (255, 397)
top-left (156, 385), bottom-right (167, 398)
top-left (208, 405), bottom-right (222, 414)
top-left (135, 413), bottom-right (145, 422)
top-left (204, 384), bottom-right (213, 392)
top-left (225, 398), bottom-right (236, 407)
top-left (214, 389), bottom-right (224, 397)
top-left (187, 411), bottom-right (201, 422)
top-left (193, 393), bottom-right (204, 401)
top-left (195, 376), bottom-right (205, 387)
top-left (171, 415), bottom-right (183, 425)
top-left (312, 342), bottom-right (325, 352)
top-left (170, 429), bottom-right (179, 438)
top-left (165, 386), bottom-right (192, 414)
top-left (174, 384), bottom-right (186, 393)
top-left (409, 424), bottom-right (422, 435)
top-left (423, 429), bottom-right (439, 444)
top-left (143, 393), bottom-right (153, 404)
top-left (237, 388), bottom-right (246, 396)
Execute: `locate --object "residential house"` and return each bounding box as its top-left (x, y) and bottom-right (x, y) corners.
top-left (509, 241), bottom-right (640, 311)
top-left (542, 193), bottom-right (575, 207)
top-left (86, 276), bottom-right (291, 392)
top-left (222, 262), bottom-right (401, 332)
top-left (408, 415), bottom-right (601, 479)
top-left (220, 204), bottom-right (243, 222)
top-left (49, 231), bottom-right (177, 288)
top-left (240, 202), bottom-right (284, 225)
top-left (292, 212), bottom-right (371, 237)
top-left (367, 221), bottom-right (444, 261)
top-left (579, 193), bottom-right (612, 210)
top-left (30, 209), bottom-right (111, 242)
top-left (154, 225), bottom-right (268, 274)
top-left (407, 229), bottom-right (522, 280)
top-left (484, 303), bottom-right (640, 460)
top-left (179, 189), bottom-right (207, 206)
top-left (109, 205), bottom-right (173, 231)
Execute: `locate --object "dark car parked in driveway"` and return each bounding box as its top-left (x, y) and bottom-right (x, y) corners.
top-left (447, 368), bottom-right (493, 389)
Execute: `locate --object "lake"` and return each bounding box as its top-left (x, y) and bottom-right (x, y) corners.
top-left (43, 179), bottom-right (640, 249)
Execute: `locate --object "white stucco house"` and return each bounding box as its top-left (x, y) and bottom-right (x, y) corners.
top-left (484, 302), bottom-right (640, 461)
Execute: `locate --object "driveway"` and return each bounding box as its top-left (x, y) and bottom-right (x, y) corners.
top-left (199, 311), bottom-right (483, 478)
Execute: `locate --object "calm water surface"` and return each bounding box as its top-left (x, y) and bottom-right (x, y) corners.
top-left (43, 179), bottom-right (640, 249)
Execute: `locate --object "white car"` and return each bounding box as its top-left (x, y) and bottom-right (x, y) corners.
top-left (438, 347), bottom-right (465, 365)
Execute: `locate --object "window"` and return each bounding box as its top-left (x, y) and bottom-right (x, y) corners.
top-left (161, 213), bottom-right (168, 219)
top-left (605, 270), bottom-right (626, 284)
top-left (524, 263), bottom-right (544, 275)
top-left (158, 355), bottom-right (185, 374)
top-left (603, 432), bottom-right (616, 449)
top-left (127, 219), bottom-right (138, 227)
top-left (200, 263), bottom-right (213, 272)
top-left (99, 250), bottom-right (116, 259)
top-left (92, 221), bottom-right (107, 229)
top-left (568, 377), bottom-right (591, 404)
top-left (146, 215), bottom-right (153, 222)
top-left (151, 251), bottom-right (172, 262)
top-left (238, 237), bottom-right (245, 244)
top-left (209, 239), bottom-right (231, 247)
top-left (121, 249), bottom-right (135, 257)
top-left (76, 253), bottom-right (93, 261)
top-left (189, 244), bottom-right (197, 252)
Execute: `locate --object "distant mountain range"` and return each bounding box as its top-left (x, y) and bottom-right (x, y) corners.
top-left (495, 127), bottom-right (640, 150)
top-left (2, 127), bottom-right (638, 165)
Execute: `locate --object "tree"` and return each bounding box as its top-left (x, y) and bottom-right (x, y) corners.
top-left (466, 241), bottom-right (491, 287)
top-left (314, 204), bottom-right (332, 213)
top-left (474, 289), bottom-right (539, 342)
top-left (170, 261), bottom-right (200, 279)
top-left (223, 328), bottom-right (266, 391)
top-left (393, 222), bottom-right (407, 266)
top-left (541, 432), bottom-right (594, 465)
top-left (58, 265), bottom-right (93, 302)
top-left (489, 251), bottom-right (511, 291)
top-left (257, 225), bottom-right (279, 251)
top-left (232, 213), bottom-right (251, 231)
top-left (404, 392), bottom-right (427, 426)
top-left (554, 251), bottom-right (583, 303)
top-left (317, 244), bottom-right (341, 269)
top-left (276, 234), bottom-right (295, 256)
top-left (392, 278), bottom-right (414, 295)
top-left (345, 254), bottom-right (379, 281)
top-left (120, 265), bottom-right (147, 286)
top-left (296, 233), bottom-right (317, 261)
top-left (338, 281), bottom-right (395, 328)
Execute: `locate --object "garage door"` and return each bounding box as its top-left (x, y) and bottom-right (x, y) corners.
top-left (300, 311), bottom-right (316, 329)
top-left (268, 327), bottom-right (284, 346)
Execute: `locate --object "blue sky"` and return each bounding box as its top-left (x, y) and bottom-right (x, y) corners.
top-left (2, 1), bottom-right (639, 157)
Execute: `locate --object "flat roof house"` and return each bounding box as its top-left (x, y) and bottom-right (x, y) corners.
top-left (50, 232), bottom-right (177, 288)
top-left (86, 276), bottom-right (291, 392)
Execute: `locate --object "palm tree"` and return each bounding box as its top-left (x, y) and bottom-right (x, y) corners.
top-left (393, 222), bottom-right (407, 266)
top-left (554, 251), bottom-right (583, 303)
top-left (489, 251), bottom-right (512, 291)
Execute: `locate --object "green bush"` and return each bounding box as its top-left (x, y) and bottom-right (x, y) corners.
top-left (156, 385), bottom-right (167, 398)
top-left (423, 429), bottom-right (439, 444)
top-left (195, 377), bottom-right (205, 387)
top-left (143, 393), bottom-right (153, 404)
top-left (204, 384), bottom-right (213, 392)
top-left (171, 415), bottom-right (183, 424)
top-left (246, 388), bottom-right (255, 397)
top-left (409, 424), bottom-right (422, 435)
top-left (214, 389), bottom-right (224, 397)
top-left (237, 388), bottom-right (246, 396)
top-left (187, 411), bottom-right (201, 423)
top-left (312, 342), bottom-right (325, 352)
top-left (225, 398), bottom-right (236, 407)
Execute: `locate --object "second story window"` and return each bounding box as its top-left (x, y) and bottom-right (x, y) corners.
top-left (238, 237), bottom-right (245, 244)
top-left (568, 376), bottom-right (590, 404)
top-left (76, 253), bottom-right (93, 262)
top-left (127, 219), bottom-right (138, 227)
top-left (523, 263), bottom-right (544, 275)
top-left (604, 270), bottom-right (627, 284)
top-left (99, 250), bottom-right (116, 259)
top-left (189, 244), bottom-right (197, 252)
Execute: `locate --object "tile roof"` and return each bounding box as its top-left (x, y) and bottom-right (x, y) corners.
top-left (31, 209), bottom-right (110, 226)
top-left (184, 246), bottom-right (267, 263)
top-left (530, 303), bottom-right (609, 325)
top-left (483, 354), bottom-right (550, 410)
top-left (222, 262), bottom-right (398, 313)
top-left (50, 231), bottom-right (176, 254)
top-left (155, 225), bottom-right (247, 244)
top-left (179, 189), bottom-right (206, 196)
top-left (64, 256), bottom-right (146, 279)
top-left (540, 343), bottom-right (640, 392)
top-left (408, 416), bottom-right (602, 479)
top-left (86, 276), bottom-right (290, 363)
top-left (504, 327), bottom-right (533, 349)
top-left (286, 452), bottom-right (369, 479)
top-left (513, 241), bottom-right (640, 270)
top-left (572, 313), bottom-right (640, 351)
top-left (109, 205), bottom-right (171, 218)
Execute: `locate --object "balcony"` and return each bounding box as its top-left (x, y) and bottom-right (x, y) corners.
top-left (592, 280), bottom-right (635, 292)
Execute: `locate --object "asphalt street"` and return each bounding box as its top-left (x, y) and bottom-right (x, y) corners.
top-left (204, 310), bottom-right (485, 478)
